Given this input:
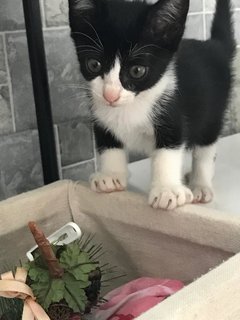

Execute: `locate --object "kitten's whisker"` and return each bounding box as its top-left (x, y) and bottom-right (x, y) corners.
top-left (128, 42), bottom-right (133, 55)
top-left (58, 84), bottom-right (92, 90)
top-left (72, 31), bottom-right (102, 50)
top-left (131, 43), bottom-right (138, 53)
top-left (64, 89), bottom-right (102, 101)
top-left (77, 49), bottom-right (102, 54)
top-left (132, 44), bottom-right (162, 55)
top-left (84, 20), bottom-right (104, 49)
top-left (72, 86), bottom-right (102, 98)
top-left (76, 45), bottom-right (102, 53)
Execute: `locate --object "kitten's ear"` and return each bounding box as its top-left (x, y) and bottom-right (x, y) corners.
top-left (68, 0), bottom-right (96, 30)
top-left (68, 0), bottom-right (95, 12)
top-left (143, 0), bottom-right (189, 50)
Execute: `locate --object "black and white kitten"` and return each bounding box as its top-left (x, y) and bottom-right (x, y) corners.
top-left (68, 0), bottom-right (235, 210)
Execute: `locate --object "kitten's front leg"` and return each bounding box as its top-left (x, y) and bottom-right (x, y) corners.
top-left (91, 148), bottom-right (128, 193)
top-left (149, 148), bottom-right (193, 210)
top-left (189, 144), bottom-right (216, 203)
top-left (90, 123), bottom-right (128, 193)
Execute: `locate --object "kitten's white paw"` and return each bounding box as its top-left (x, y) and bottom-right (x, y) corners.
top-left (191, 185), bottom-right (214, 203)
top-left (149, 185), bottom-right (193, 210)
top-left (90, 172), bottom-right (127, 193)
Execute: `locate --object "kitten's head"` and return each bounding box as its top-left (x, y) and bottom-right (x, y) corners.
top-left (69, 0), bottom-right (189, 108)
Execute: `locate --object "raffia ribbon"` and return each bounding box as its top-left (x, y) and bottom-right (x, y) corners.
top-left (0, 267), bottom-right (50, 320)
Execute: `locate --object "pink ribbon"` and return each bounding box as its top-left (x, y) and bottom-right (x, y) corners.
top-left (0, 267), bottom-right (50, 320)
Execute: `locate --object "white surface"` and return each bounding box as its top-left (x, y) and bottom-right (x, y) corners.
top-left (128, 134), bottom-right (240, 215)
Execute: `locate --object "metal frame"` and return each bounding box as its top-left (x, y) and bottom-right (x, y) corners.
top-left (22, 0), bottom-right (59, 184)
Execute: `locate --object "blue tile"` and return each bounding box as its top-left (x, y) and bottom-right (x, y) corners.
top-left (44, 29), bottom-right (91, 123)
top-left (58, 118), bottom-right (94, 166)
top-left (0, 35), bottom-right (7, 84)
top-left (0, 0), bottom-right (25, 31)
top-left (0, 86), bottom-right (13, 135)
top-left (6, 32), bottom-right (37, 131)
top-left (44, 0), bottom-right (68, 27)
top-left (62, 160), bottom-right (95, 181)
top-left (0, 130), bottom-right (43, 200)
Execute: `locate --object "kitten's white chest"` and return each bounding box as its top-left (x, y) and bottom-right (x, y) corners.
top-left (115, 120), bottom-right (155, 155)
top-left (94, 103), bottom-right (155, 155)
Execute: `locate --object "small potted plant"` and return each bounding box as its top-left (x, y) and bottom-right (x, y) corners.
top-left (0, 222), bottom-right (122, 320)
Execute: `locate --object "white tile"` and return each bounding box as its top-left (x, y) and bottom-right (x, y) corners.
top-left (233, 0), bottom-right (240, 8)
top-left (205, 0), bottom-right (240, 11)
top-left (205, 0), bottom-right (216, 12)
top-left (189, 0), bottom-right (203, 12)
top-left (184, 14), bottom-right (204, 40)
top-left (234, 10), bottom-right (240, 44)
top-left (205, 13), bottom-right (213, 39)
top-left (44, 0), bottom-right (68, 27)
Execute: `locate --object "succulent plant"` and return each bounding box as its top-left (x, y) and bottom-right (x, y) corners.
top-left (0, 223), bottom-right (124, 320)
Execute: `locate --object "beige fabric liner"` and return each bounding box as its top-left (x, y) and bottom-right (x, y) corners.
top-left (0, 180), bottom-right (240, 319)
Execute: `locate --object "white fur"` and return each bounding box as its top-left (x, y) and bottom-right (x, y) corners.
top-left (151, 147), bottom-right (184, 186)
top-left (104, 58), bottom-right (122, 88)
top-left (90, 149), bottom-right (127, 193)
top-left (149, 148), bottom-right (193, 210)
top-left (91, 59), bottom-right (176, 155)
top-left (189, 144), bottom-right (217, 203)
top-left (100, 148), bottom-right (127, 174)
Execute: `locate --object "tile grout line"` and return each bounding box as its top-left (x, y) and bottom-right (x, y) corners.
top-left (0, 30), bottom-right (25, 35)
top-left (62, 158), bottom-right (96, 170)
top-left (0, 25), bottom-right (70, 35)
top-left (2, 33), bottom-right (16, 132)
top-left (188, 8), bottom-right (240, 16)
top-left (42, 25), bottom-right (69, 31)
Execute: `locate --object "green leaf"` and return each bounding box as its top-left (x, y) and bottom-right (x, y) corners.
top-left (65, 283), bottom-right (87, 312)
top-left (28, 267), bottom-right (49, 283)
top-left (80, 263), bottom-right (96, 274)
top-left (63, 273), bottom-right (90, 288)
top-left (31, 282), bottom-right (50, 307)
top-left (60, 243), bottom-right (91, 269)
top-left (77, 252), bottom-right (91, 264)
top-left (59, 243), bottom-right (81, 269)
top-left (64, 289), bottom-right (79, 313)
top-left (44, 279), bottom-right (65, 309)
top-left (68, 268), bottom-right (89, 282)
top-left (31, 279), bottom-right (65, 310)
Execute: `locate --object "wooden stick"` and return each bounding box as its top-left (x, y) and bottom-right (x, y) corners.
top-left (28, 222), bottom-right (64, 279)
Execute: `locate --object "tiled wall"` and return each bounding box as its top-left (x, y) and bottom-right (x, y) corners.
top-left (0, 0), bottom-right (240, 200)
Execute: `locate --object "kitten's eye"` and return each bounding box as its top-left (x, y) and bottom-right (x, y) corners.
top-left (129, 65), bottom-right (147, 79)
top-left (86, 58), bottom-right (102, 73)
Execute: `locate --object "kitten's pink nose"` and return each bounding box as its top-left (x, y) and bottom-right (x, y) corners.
top-left (103, 88), bottom-right (120, 104)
